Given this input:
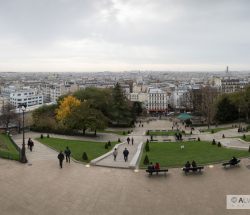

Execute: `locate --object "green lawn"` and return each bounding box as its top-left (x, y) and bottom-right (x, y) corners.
top-left (148, 130), bottom-right (180, 136)
top-left (203, 127), bottom-right (233, 133)
top-left (140, 141), bottom-right (250, 168)
top-left (0, 134), bottom-right (19, 160)
top-left (240, 135), bottom-right (250, 142)
top-left (37, 137), bottom-right (117, 162)
top-left (98, 129), bottom-right (132, 136)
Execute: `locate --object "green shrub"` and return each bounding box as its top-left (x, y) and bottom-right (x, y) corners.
top-left (82, 152), bottom-right (88, 161)
top-left (47, 134), bottom-right (50, 138)
top-left (107, 141), bottom-right (111, 147)
top-left (243, 134), bottom-right (246, 139)
top-left (217, 142), bottom-right (221, 147)
top-left (105, 143), bottom-right (108, 149)
top-left (143, 154), bottom-right (149, 165)
top-left (212, 139), bottom-right (216, 145)
top-left (123, 131), bottom-right (126, 135)
top-left (211, 130), bottom-right (214, 134)
top-left (145, 142), bottom-right (150, 152)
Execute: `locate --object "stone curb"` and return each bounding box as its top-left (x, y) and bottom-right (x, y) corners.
top-left (129, 141), bottom-right (144, 169)
top-left (90, 141), bottom-right (126, 165)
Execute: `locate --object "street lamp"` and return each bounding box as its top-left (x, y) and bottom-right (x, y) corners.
top-left (20, 104), bottom-right (27, 163)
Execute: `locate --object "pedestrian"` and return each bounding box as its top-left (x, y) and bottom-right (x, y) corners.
top-left (57, 151), bottom-right (65, 168)
top-left (131, 137), bottom-right (134, 145)
top-left (113, 148), bottom-right (118, 161)
top-left (27, 138), bottom-right (31, 150)
top-left (123, 148), bottom-right (129, 162)
top-left (64, 146), bottom-right (71, 163)
top-left (127, 137), bottom-right (130, 144)
top-left (29, 140), bottom-right (34, 152)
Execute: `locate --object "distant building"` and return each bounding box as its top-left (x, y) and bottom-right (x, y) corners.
top-left (40, 83), bottom-right (79, 103)
top-left (213, 77), bottom-right (248, 93)
top-left (9, 89), bottom-right (43, 108)
top-left (147, 88), bottom-right (168, 113)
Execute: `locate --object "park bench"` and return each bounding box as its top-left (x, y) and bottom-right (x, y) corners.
top-left (188, 137), bottom-right (196, 141)
top-left (222, 159), bottom-right (241, 167)
top-left (150, 139), bottom-right (158, 142)
top-left (182, 166), bottom-right (204, 175)
top-left (146, 168), bottom-right (168, 175)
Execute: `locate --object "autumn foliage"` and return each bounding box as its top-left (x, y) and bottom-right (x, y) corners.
top-left (55, 95), bottom-right (80, 122)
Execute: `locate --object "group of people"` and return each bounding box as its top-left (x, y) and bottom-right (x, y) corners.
top-left (113, 147), bottom-right (130, 162)
top-left (126, 137), bottom-right (134, 145)
top-left (147, 162), bottom-right (160, 171)
top-left (57, 146), bottom-right (71, 168)
top-left (27, 138), bottom-right (34, 152)
top-left (185, 160), bottom-right (197, 168)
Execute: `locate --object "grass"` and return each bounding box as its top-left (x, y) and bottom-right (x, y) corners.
top-left (148, 130), bottom-right (180, 136)
top-left (140, 141), bottom-right (250, 168)
top-left (37, 137), bottom-right (117, 162)
top-left (0, 134), bottom-right (19, 160)
top-left (240, 135), bottom-right (250, 142)
top-left (97, 129), bottom-right (132, 136)
top-left (203, 127), bottom-right (233, 133)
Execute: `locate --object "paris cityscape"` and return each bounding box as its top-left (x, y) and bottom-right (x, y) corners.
top-left (1, 0), bottom-right (250, 215)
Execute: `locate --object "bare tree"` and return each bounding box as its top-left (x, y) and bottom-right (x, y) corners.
top-left (189, 86), bottom-right (218, 127)
top-left (0, 102), bottom-right (18, 131)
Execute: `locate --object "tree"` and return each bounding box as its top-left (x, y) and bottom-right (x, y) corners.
top-left (110, 83), bottom-right (132, 126)
top-left (230, 86), bottom-right (250, 122)
top-left (215, 96), bottom-right (238, 123)
top-left (74, 87), bottom-right (112, 118)
top-left (0, 103), bottom-right (18, 131)
top-left (32, 104), bottom-right (57, 131)
top-left (65, 101), bottom-right (108, 135)
top-left (55, 95), bottom-right (81, 123)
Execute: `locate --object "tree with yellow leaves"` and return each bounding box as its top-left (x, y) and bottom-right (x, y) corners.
top-left (55, 95), bottom-right (81, 122)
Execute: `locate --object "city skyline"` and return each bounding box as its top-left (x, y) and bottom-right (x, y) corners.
top-left (1, 0), bottom-right (250, 72)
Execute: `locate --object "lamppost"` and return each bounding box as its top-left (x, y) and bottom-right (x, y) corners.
top-left (20, 104), bottom-right (27, 163)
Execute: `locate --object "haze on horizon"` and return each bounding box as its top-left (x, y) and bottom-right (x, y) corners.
top-left (0, 0), bottom-right (250, 73)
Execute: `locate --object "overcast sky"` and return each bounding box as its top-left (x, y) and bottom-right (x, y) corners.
top-left (0, 0), bottom-right (250, 72)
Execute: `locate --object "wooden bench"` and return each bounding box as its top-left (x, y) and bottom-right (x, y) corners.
top-left (188, 137), bottom-right (196, 141)
top-left (182, 166), bottom-right (204, 174)
top-left (222, 159), bottom-right (241, 167)
top-left (146, 169), bottom-right (168, 175)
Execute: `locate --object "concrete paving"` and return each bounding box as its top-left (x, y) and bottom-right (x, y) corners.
top-left (1, 119), bottom-right (250, 214)
top-left (1, 157), bottom-right (250, 215)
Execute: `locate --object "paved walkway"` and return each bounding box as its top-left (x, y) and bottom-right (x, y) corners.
top-left (1, 157), bottom-right (250, 215)
top-left (11, 120), bottom-right (250, 168)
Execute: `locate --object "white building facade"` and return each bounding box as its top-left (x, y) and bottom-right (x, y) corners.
top-left (147, 88), bottom-right (168, 112)
top-left (10, 89), bottom-right (43, 108)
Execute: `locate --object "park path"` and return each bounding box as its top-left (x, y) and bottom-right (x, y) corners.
top-left (94, 119), bottom-right (174, 168)
top-left (11, 120), bottom-right (250, 168)
top-left (11, 131), bottom-right (120, 165)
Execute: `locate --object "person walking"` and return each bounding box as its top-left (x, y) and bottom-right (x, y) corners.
top-left (113, 148), bottom-right (118, 161)
top-left (27, 138), bottom-right (31, 150)
top-left (127, 137), bottom-right (130, 145)
top-left (57, 151), bottom-right (65, 168)
top-left (123, 148), bottom-right (129, 162)
top-left (29, 140), bottom-right (34, 152)
top-left (64, 146), bottom-right (71, 163)
top-left (131, 137), bottom-right (134, 145)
